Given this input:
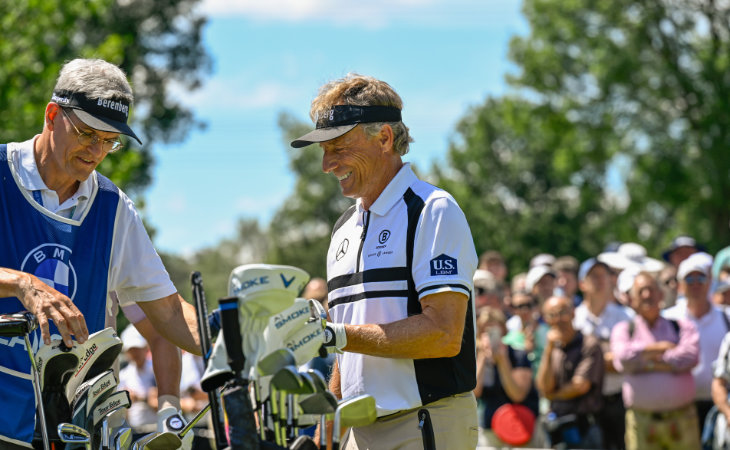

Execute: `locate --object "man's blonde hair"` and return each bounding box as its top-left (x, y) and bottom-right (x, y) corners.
top-left (309, 73), bottom-right (413, 155)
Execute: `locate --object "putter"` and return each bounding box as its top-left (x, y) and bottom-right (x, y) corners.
top-left (332, 395), bottom-right (377, 450)
top-left (57, 423), bottom-right (91, 450)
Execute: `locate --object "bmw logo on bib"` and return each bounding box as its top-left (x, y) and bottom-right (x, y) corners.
top-left (21, 243), bottom-right (77, 299)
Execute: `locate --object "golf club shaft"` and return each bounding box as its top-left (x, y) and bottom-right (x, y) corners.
top-left (191, 271), bottom-right (229, 450)
top-left (25, 334), bottom-right (49, 450)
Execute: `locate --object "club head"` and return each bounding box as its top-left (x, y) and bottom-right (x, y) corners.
top-left (333, 395), bottom-right (377, 444)
top-left (131, 431), bottom-right (183, 450)
top-left (271, 366), bottom-right (304, 392)
top-left (294, 372), bottom-right (317, 395)
top-left (57, 423), bottom-right (91, 447)
top-left (113, 427), bottom-right (132, 450)
top-left (299, 391), bottom-right (338, 414)
top-left (257, 348), bottom-right (297, 376)
top-left (308, 298), bottom-right (327, 326)
top-left (306, 369), bottom-right (328, 392)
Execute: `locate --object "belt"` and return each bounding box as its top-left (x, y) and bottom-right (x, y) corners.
top-left (632, 403), bottom-right (693, 421)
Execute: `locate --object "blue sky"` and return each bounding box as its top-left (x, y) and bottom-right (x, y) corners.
top-left (145, 0), bottom-right (527, 255)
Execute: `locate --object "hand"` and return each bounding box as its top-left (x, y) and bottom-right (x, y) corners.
top-left (523, 324), bottom-right (536, 352)
top-left (478, 333), bottom-right (494, 362)
top-left (546, 328), bottom-right (563, 346)
top-left (493, 340), bottom-right (508, 365)
top-left (18, 272), bottom-right (88, 346)
top-left (323, 321), bottom-right (347, 351)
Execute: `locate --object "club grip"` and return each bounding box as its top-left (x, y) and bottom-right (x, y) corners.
top-left (219, 296), bottom-right (246, 378)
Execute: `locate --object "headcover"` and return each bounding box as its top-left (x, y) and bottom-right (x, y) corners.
top-left (51, 89), bottom-right (142, 144)
top-left (290, 105), bottom-right (401, 148)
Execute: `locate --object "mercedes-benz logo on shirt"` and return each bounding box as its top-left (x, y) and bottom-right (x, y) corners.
top-left (336, 238), bottom-right (349, 261)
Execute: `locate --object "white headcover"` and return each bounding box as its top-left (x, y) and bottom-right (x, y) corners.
top-left (201, 264), bottom-right (311, 388)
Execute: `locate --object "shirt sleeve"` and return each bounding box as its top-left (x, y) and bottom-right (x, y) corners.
top-left (610, 320), bottom-right (644, 373)
top-left (714, 332), bottom-right (730, 381)
top-left (108, 191), bottom-right (176, 306)
top-left (662, 318), bottom-right (700, 370)
top-left (574, 337), bottom-right (604, 387)
top-left (411, 194), bottom-right (477, 300)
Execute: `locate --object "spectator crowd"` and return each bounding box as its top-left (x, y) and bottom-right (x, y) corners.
top-left (474, 236), bottom-right (730, 450)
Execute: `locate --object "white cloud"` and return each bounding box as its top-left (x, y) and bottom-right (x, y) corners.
top-left (169, 77), bottom-right (299, 111)
top-left (199, 0), bottom-right (523, 28)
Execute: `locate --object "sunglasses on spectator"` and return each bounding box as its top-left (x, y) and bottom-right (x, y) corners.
top-left (476, 287), bottom-right (488, 296)
top-left (544, 308), bottom-right (571, 320)
top-left (684, 274), bottom-right (708, 284)
top-left (513, 302), bottom-right (535, 311)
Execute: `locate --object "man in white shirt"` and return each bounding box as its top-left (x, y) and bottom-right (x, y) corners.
top-left (573, 258), bottom-right (633, 450)
top-left (664, 253), bottom-right (730, 432)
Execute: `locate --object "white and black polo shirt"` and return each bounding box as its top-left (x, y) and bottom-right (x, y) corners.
top-left (326, 163), bottom-right (477, 416)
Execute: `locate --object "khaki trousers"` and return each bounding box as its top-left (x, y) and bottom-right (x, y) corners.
top-left (625, 403), bottom-right (700, 450)
top-left (342, 392), bottom-right (479, 450)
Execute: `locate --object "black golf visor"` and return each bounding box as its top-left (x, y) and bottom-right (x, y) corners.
top-left (290, 105), bottom-right (401, 148)
top-left (51, 90), bottom-right (142, 144)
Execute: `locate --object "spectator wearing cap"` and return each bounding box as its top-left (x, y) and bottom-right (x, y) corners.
top-left (119, 324), bottom-right (158, 436)
top-left (713, 279), bottom-right (730, 309)
top-left (536, 295), bottom-right (604, 449)
top-left (474, 306), bottom-right (540, 448)
top-left (503, 290), bottom-right (548, 379)
top-left (479, 250), bottom-right (508, 284)
top-left (573, 258), bottom-right (633, 450)
top-left (553, 256), bottom-right (582, 307)
top-left (662, 235), bottom-right (704, 268)
top-left (526, 265), bottom-right (556, 306)
top-left (663, 253), bottom-right (730, 429)
top-left (658, 264), bottom-right (679, 309)
top-left (599, 243), bottom-right (665, 302)
top-left (610, 271), bottom-right (700, 450)
top-left (530, 253), bottom-right (556, 269)
top-left (473, 269), bottom-right (506, 315)
top-left (505, 266), bottom-right (554, 334)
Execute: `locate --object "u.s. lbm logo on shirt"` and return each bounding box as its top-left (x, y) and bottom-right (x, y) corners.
top-left (20, 244), bottom-right (78, 299)
top-left (430, 254), bottom-right (458, 276)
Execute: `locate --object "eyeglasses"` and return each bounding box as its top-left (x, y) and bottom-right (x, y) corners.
top-left (544, 308), bottom-right (572, 320)
top-left (684, 274), bottom-right (708, 284)
top-left (513, 302), bottom-right (535, 311)
top-left (60, 108), bottom-right (123, 153)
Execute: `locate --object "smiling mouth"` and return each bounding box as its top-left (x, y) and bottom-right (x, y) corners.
top-left (337, 172), bottom-right (352, 181)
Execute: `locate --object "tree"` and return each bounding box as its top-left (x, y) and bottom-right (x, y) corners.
top-left (434, 96), bottom-right (621, 275)
top-left (0, 0), bottom-right (210, 194)
top-left (265, 112), bottom-right (353, 278)
top-left (507, 0), bottom-right (730, 254)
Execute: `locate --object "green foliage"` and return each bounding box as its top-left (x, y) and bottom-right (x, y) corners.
top-left (507, 0), bottom-right (730, 255)
top-left (0, 0), bottom-right (210, 194)
top-left (163, 219), bottom-right (270, 311)
top-left (435, 97), bottom-right (620, 275)
top-left (265, 112), bottom-right (353, 278)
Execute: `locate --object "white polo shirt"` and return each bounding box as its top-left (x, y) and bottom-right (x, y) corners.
top-left (327, 163), bottom-right (477, 416)
top-left (7, 138), bottom-right (176, 308)
top-left (573, 301), bottom-right (633, 395)
top-left (663, 302), bottom-right (730, 400)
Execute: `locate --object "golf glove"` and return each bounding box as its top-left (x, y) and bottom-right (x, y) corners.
top-left (323, 322), bottom-right (347, 351)
top-left (157, 405), bottom-right (193, 450)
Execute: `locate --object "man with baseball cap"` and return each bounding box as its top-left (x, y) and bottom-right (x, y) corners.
top-left (292, 73), bottom-right (478, 449)
top-left (663, 253), bottom-right (730, 431)
top-left (573, 258), bottom-right (633, 449)
top-left (0, 59), bottom-right (200, 448)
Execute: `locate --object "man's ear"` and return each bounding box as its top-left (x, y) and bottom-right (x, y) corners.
top-left (45, 103), bottom-right (60, 130)
top-left (378, 124), bottom-right (394, 153)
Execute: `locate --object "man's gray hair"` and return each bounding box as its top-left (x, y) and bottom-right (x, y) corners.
top-left (54, 59), bottom-right (133, 103)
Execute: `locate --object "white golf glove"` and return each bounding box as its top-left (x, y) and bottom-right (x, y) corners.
top-left (323, 322), bottom-right (347, 352)
top-left (157, 405), bottom-right (192, 450)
